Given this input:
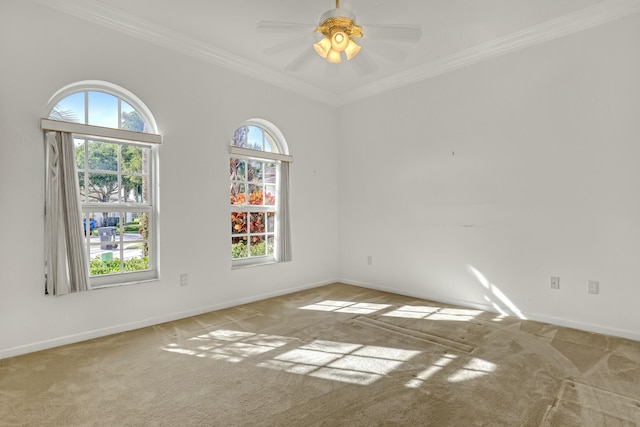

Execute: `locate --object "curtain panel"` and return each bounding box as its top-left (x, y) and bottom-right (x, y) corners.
top-left (277, 161), bottom-right (292, 262)
top-left (45, 131), bottom-right (90, 295)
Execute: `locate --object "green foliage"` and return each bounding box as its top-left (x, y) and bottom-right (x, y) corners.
top-left (231, 241), bottom-right (274, 259)
top-left (90, 256), bottom-right (149, 275)
top-left (121, 110), bottom-right (145, 132)
top-left (250, 241), bottom-right (266, 257)
top-left (124, 224), bottom-right (141, 233)
top-left (232, 241), bottom-right (248, 258)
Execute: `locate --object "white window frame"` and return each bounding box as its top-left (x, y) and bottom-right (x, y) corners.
top-left (230, 120), bottom-right (292, 269)
top-left (43, 81), bottom-right (161, 288)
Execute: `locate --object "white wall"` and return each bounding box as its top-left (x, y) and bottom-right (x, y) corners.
top-left (337, 14), bottom-right (640, 341)
top-left (0, 1), bottom-right (339, 358)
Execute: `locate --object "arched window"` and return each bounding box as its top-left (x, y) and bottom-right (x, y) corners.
top-left (230, 119), bottom-right (292, 267)
top-left (43, 81), bottom-right (161, 292)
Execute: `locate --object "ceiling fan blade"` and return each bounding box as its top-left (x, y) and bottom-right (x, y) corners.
top-left (355, 1), bottom-right (406, 23)
top-left (325, 62), bottom-right (341, 79)
top-left (286, 48), bottom-right (316, 72)
top-left (264, 35), bottom-right (315, 55)
top-left (350, 51), bottom-right (377, 76)
top-left (361, 39), bottom-right (407, 63)
top-left (362, 24), bottom-right (422, 42)
top-left (257, 21), bottom-right (315, 33)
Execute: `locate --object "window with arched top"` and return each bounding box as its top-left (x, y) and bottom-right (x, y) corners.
top-left (230, 120), bottom-right (293, 267)
top-left (42, 81), bottom-right (161, 293)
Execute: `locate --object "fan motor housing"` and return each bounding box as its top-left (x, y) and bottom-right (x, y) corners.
top-left (315, 8), bottom-right (362, 38)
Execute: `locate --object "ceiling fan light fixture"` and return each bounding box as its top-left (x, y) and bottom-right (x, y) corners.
top-left (344, 39), bottom-right (361, 60)
top-left (313, 37), bottom-right (332, 59)
top-left (313, 3), bottom-right (362, 64)
top-left (326, 49), bottom-right (342, 63)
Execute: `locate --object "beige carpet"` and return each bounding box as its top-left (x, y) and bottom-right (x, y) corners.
top-left (1, 283), bottom-right (639, 426)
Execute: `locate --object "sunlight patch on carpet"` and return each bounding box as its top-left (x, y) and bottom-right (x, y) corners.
top-left (406, 353), bottom-right (458, 388)
top-left (258, 339), bottom-right (420, 386)
top-left (447, 357), bottom-right (496, 383)
top-left (405, 354), bottom-right (496, 388)
top-left (162, 329), bottom-right (294, 362)
top-left (299, 300), bottom-right (391, 315)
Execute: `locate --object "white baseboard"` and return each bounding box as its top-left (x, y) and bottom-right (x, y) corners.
top-left (0, 279), bottom-right (336, 360)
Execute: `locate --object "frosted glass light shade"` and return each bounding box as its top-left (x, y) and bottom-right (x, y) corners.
top-left (326, 49), bottom-right (342, 63)
top-left (330, 30), bottom-right (349, 52)
top-left (344, 39), bottom-right (361, 60)
top-left (313, 37), bottom-right (332, 59)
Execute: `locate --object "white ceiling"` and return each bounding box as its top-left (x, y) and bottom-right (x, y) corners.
top-left (35, 0), bottom-right (640, 105)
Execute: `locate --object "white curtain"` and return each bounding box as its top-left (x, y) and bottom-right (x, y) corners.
top-left (277, 161), bottom-right (292, 262)
top-left (45, 131), bottom-right (90, 295)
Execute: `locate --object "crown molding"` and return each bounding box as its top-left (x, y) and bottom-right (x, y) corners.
top-left (33, 0), bottom-right (640, 107)
top-left (338, 0), bottom-right (640, 105)
top-left (32, 0), bottom-right (340, 106)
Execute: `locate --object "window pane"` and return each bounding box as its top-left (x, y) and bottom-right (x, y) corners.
top-left (232, 236), bottom-right (248, 258)
top-left (265, 186), bottom-right (276, 206)
top-left (121, 145), bottom-right (143, 174)
top-left (88, 173), bottom-right (118, 203)
top-left (267, 235), bottom-right (275, 255)
top-left (265, 162), bottom-right (276, 183)
top-left (121, 175), bottom-right (143, 203)
top-left (74, 139), bottom-right (85, 169)
top-left (126, 212), bottom-right (150, 268)
top-left (231, 183), bottom-right (246, 205)
top-left (248, 185), bottom-right (264, 205)
top-left (78, 172), bottom-right (86, 203)
top-left (250, 236), bottom-right (266, 256)
top-left (123, 249), bottom-right (149, 272)
top-left (248, 161), bottom-right (263, 183)
top-left (250, 212), bottom-right (265, 233)
top-left (82, 213), bottom-right (98, 236)
top-left (246, 126), bottom-right (264, 151)
top-left (230, 158), bottom-right (245, 181)
top-left (87, 141), bottom-right (118, 171)
top-left (50, 92), bottom-right (85, 123)
top-left (88, 91), bottom-right (118, 128)
top-left (87, 212), bottom-right (149, 276)
top-left (262, 132), bottom-right (275, 153)
top-left (266, 212), bottom-right (275, 233)
top-left (120, 102), bottom-right (146, 132)
top-left (89, 213), bottom-right (120, 276)
top-left (122, 212), bottom-right (148, 272)
top-left (232, 212), bottom-right (247, 234)
top-left (232, 126), bottom-right (248, 148)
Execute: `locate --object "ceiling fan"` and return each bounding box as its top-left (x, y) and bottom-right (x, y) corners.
top-left (257, 0), bottom-right (422, 75)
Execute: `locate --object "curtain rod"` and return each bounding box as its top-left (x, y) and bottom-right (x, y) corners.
top-left (41, 118), bottom-right (162, 145)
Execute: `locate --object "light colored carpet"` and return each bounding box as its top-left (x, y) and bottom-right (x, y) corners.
top-left (1, 283), bottom-right (639, 426)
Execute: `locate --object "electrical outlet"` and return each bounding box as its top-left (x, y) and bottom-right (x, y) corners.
top-left (550, 276), bottom-right (560, 290)
top-left (588, 280), bottom-right (599, 295)
top-left (367, 256), bottom-right (373, 265)
top-left (180, 273), bottom-right (189, 286)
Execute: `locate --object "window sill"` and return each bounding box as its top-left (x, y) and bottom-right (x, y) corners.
top-left (231, 257), bottom-right (276, 270)
top-left (90, 275), bottom-right (160, 290)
